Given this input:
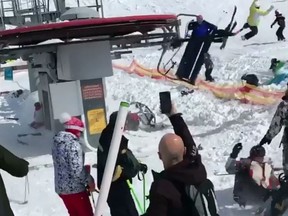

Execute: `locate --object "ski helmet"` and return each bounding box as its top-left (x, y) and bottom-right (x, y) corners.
top-left (249, 145), bottom-right (266, 158)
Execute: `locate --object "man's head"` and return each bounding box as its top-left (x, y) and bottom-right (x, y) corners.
top-left (250, 145), bottom-right (265, 163)
top-left (158, 133), bottom-right (185, 169)
top-left (196, 15), bottom-right (203, 24)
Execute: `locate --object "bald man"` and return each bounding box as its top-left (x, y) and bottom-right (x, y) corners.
top-left (158, 133), bottom-right (185, 169)
top-left (142, 107), bottom-right (219, 216)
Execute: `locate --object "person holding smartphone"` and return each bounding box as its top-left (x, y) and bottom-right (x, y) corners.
top-left (143, 92), bottom-right (219, 216)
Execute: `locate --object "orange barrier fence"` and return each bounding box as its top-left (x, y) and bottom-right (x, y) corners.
top-left (112, 60), bottom-right (285, 105)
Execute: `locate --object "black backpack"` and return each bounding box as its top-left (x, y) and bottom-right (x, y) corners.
top-left (152, 171), bottom-right (219, 216)
top-left (183, 179), bottom-right (219, 216)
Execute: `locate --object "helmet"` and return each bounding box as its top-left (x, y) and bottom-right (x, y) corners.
top-left (250, 145), bottom-right (266, 158)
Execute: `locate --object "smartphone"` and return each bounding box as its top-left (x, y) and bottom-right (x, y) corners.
top-left (159, 91), bottom-right (172, 114)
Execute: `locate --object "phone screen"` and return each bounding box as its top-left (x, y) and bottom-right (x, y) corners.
top-left (159, 91), bottom-right (172, 114)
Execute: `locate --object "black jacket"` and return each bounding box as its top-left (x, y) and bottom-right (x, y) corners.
top-left (97, 116), bottom-right (141, 216)
top-left (143, 114), bottom-right (207, 216)
top-left (0, 145), bottom-right (29, 216)
top-left (272, 15), bottom-right (285, 28)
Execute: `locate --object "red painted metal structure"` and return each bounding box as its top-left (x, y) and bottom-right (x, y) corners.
top-left (0, 14), bottom-right (178, 46)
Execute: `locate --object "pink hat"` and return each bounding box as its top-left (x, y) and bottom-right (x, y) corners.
top-left (59, 112), bottom-right (85, 132)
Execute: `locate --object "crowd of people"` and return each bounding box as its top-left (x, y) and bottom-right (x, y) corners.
top-left (1, 0), bottom-right (288, 215)
top-left (174, 0), bottom-right (285, 84)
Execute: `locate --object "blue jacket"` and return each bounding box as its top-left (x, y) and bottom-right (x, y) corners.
top-left (186, 20), bottom-right (217, 38)
top-left (52, 131), bottom-right (94, 195)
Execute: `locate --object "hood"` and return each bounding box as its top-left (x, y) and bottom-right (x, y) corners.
top-left (160, 155), bottom-right (207, 185)
top-left (99, 125), bottom-right (128, 153)
top-left (53, 131), bottom-right (78, 145)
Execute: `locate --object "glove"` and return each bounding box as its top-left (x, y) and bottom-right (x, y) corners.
top-left (230, 143), bottom-right (243, 159)
top-left (139, 163), bottom-right (148, 174)
top-left (259, 136), bottom-right (272, 146)
top-left (269, 5), bottom-right (274, 11)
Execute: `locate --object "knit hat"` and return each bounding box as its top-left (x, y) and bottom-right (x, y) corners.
top-left (59, 112), bottom-right (85, 132)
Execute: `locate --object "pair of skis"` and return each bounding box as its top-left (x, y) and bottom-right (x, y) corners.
top-left (220, 6), bottom-right (238, 50)
top-left (17, 132), bottom-right (42, 145)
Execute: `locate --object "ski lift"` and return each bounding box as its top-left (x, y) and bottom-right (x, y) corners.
top-left (156, 14), bottom-right (198, 77)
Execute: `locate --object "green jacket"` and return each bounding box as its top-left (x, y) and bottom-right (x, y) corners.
top-left (0, 145), bottom-right (29, 216)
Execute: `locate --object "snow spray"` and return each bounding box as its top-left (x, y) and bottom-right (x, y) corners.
top-left (94, 101), bottom-right (130, 216)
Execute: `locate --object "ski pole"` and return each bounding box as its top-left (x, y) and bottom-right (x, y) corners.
top-left (127, 180), bottom-right (144, 214)
top-left (24, 175), bottom-right (29, 204)
top-left (142, 172), bottom-right (147, 211)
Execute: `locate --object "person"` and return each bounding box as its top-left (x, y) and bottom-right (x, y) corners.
top-left (269, 58), bottom-right (282, 73)
top-left (225, 143), bottom-right (279, 208)
top-left (0, 145), bottom-right (29, 216)
top-left (52, 112), bottom-right (95, 216)
top-left (203, 52), bottom-right (214, 82)
top-left (143, 103), bottom-right (219, 216)
top-left (29, 102), bottom-right (44, 129)
top-left (259, 87), bottom-right (288, 175)
top-left (97, 111), bottom-right (148, 216)
top-left (237, 0), bottom-right (273, 40)
top-left (271, 10), bottom-right (286, 41)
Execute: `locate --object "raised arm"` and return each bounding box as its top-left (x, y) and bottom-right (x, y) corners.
top-left (260, 101), bottom-right (287, 145)
top-left (169, 113), bottom-right (197, 158)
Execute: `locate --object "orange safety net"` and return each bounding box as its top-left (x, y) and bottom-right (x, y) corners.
top-left (112, 60), bottom-right (285, 105)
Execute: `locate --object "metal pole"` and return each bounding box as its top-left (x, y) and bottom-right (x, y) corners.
top-left (94, 101), bottom-right (129, 216)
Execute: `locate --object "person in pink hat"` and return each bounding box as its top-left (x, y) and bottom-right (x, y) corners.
top-left (52, 112), bottom-right (95, 216)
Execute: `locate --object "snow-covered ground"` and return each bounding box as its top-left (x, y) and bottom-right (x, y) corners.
top-left (1, 0), bottom-right (288, 215)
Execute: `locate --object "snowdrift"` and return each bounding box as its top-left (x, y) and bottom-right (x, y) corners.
top-left (113, 60), bottom-right (285, 105)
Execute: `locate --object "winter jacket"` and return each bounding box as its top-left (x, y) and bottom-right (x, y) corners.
top-left (272, 14), bottom-right (286, 28)
top-left (263, 99), bottom-right (288, 143)
top-left (52, 131), bottom-right (93, 195)
top-left (225, 157), bottom-right (279, 205)
top-left (143, 114), bottom-right (208, 216)
top-left (247, 0), bottom-right (273, 27)
top-left (97, 120), bottom-right (141, 216)
top-left (186, 20), bottom-right (217, 38)
top-left (0, 145), bottom-right (29, 216)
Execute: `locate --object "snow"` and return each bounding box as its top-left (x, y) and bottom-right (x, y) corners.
top-left (1, 0), bottom-right (288, 215)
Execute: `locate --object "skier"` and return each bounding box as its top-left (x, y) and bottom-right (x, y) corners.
top-left (52, 113), bottom-right (95, 216)
top-left (0, 145), bottom-right (29, 216)
top-left (237, 0), bottom-right (274, 40)
top-left (203, 52), bottom-right (214, 82)
top-left (271, 10), bottom-right (286, 41)
top-left (97, 111), bottom-right (148, 216)
top-left (259, 87), bottom-right (288, 175)
top-left (225, 143), bottom-right (279, 208)
top-left (143, 103), bottom-right (219, 216)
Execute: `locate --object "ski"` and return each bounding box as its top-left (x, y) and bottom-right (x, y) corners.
top-left (29, 163), bottom-right (54, 171)
top-left (220, 6), bottom-right (237, 50)
top-left (17, 132), bottom-right (42, 137)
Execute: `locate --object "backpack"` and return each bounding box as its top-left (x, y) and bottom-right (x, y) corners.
top-left (184, 179), bottom-right (219, 216)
